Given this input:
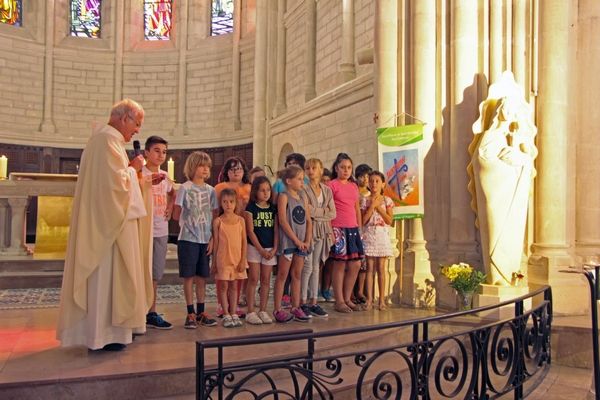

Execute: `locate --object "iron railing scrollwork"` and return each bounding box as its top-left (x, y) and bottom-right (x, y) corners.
top-left (196, 286), bottom-right (552, 399)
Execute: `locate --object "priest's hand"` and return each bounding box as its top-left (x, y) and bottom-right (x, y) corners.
top-left (129, 155), bottom-right (144, 172)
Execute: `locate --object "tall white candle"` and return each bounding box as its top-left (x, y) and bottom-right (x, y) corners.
top-left (167, 157), bottom-right (175, 181)
top-left (0, 155), bottom-right (7, 179)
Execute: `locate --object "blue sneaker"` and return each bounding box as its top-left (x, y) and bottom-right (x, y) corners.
top-left (146, 312), bottom-right (172, 330)
top-left (317, 290), bottom-right (326, 303)
top-left (322, 289), bottom-right (334, 303)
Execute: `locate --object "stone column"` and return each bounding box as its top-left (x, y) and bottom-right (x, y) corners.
top-left (529, 0), bottom-right (578, 314)
top-left (0, 199), bottom-right (8, 251)
top-left (231, 0), bottom-right (242, 130)
top-left (489, 0), bottom-right (504, 84)
top-left (175, 0), bottom-right (190, 135)
top-left (304, 0), bottom-right (317, 102)
top-left (7, 197), bottom-right (29, 255)
top-left (402, 0), bottom-right (436, 308)
top-left (512, 0), bottom-right (527, 89)
top-left (275, 0), bottom-right (288, 113)
top-left (374, 0), bottom-right (399, 304)
top-left (253, 0), bottom-right (269, 167)
top-left (113, 0), bottom-right (125, 102)
top-left (339, 0), bottom-right (356, 82)
top-left (448, 0), bottom-right (479, 261)
top-left (40, 0), bottom-right (56, 133)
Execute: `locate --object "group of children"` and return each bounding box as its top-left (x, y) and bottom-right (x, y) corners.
top-left (142, 136), bottom-right (395, 330)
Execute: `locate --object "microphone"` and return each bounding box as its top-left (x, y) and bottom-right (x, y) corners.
top-left (133, 140), bottom-right (141, 157)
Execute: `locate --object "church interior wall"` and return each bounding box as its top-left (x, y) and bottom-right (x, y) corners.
top-left (315, 0), bottom-right (342, 94)
top-left (0, 0), bottom-right (256, 149)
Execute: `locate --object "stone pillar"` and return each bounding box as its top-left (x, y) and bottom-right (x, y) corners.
top-left (0, 199), bottom-right (8, 251)
top-left (374, 0), bottom-right (399, 304)
top-left (231, 0), bottom-right (242, 130)
top-left (275, 0), bottom-right (288, 113)
top-left (304, 0), bottom-right (317, 102)
top-left (402, 0), bottom-right (435, 308)
top-left (529, 0), bottom-right (579, 314)
top-left (489, 0), bottom-right (504, 84)
top-left (113, 0), bottom-right (125, 102)
top-left (40, 0), bottom-right (56, 133)
top-left (448, 0), bottom-right (479, 261)
top-left (339, 0), bottom-right (356, 82)
top-left (175, 0), bottom-right (190, 135)
top-left (253, 0), bottom-right (269, 167)
top-left (7, 197), bottom-right (28, 255)
top-left (512, 0), bottom-right (527, 89)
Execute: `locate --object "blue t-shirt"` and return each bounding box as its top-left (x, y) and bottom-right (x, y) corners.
top-left (175, 181), bottom-right (217, 243)
top-left (272, 177), bottom-right (309, 194)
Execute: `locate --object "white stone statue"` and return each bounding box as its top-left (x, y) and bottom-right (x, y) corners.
top-left (467, 71), bottom-right (537, 286)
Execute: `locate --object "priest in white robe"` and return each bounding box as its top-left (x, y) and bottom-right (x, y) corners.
top-left (56, 99), bottom-right (154, 351)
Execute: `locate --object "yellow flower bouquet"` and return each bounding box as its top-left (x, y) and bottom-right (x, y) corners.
top-left (440, 262), bottom-right (486, 294)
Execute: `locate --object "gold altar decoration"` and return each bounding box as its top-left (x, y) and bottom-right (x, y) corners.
top-left (35, 196), bottom-right (73, 257)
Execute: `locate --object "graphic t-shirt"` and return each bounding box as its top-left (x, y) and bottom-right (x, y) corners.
top-left (245, 202), bottom-right (277, 248)
top-left (175, 181), bottom-right (217, 243)
top-left (142, 167), bottom-right (173, 238)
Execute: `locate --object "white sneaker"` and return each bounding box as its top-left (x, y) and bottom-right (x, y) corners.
top-left (232, 314), bottom-right (243, 327)
top-left (245, 311), bottom-right (263, 325)
top-left (258, 310), bottom-right (273, 324)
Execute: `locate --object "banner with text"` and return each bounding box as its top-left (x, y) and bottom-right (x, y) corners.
top-left (377, 124), bottom-right (425, 220)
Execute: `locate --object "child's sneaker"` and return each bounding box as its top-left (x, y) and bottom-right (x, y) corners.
top-left (309, 304), bottom-right (329, 318)
top-left (232, 314), bottom-right (243, 327)
top-left (281, 295), bottom-right (292, 309)
top-left (300, 304), bottom-right (313, 318)
top-left (291, 307), bottom-right (310, 323)
top-left (258, 311), bottom-right (273, 324)
top-left (197, 312), bottom-right (218, 327)
top-left (245, 311), bottom-right (263, 325)
top-left (317, 290), bottom-right (326, 303)
top-left (236, 307), bottom-right (246, 319)
top-left (322, 289), bottom-right (334, 303)
top-left (223, 315), bottom-right (235, 328)
top-left (273, 309), bottom-right (293, 323)
top-left (184, 314), bottom-right (197, 329)
top-left (239, 295), bottom-right (248, 307)
top-left (146, 312), bottom-right (173, 330)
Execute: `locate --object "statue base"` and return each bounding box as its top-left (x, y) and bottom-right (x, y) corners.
top-left (474, 284), bottom-right (531, 319)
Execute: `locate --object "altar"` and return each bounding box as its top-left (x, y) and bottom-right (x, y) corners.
top-left (0, 173), bottom-right (77, 257)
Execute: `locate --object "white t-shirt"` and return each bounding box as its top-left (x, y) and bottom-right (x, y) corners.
top-left (142, 166), bottom-right (173, 238)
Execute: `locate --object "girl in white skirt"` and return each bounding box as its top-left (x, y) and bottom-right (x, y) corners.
top-left (360, 171), bottom-right (394, 310)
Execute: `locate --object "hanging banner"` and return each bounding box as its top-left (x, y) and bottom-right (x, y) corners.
top-left (377, 123), bottom-right (425, 220)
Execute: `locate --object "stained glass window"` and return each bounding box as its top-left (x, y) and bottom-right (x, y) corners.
top-left (70, 0), bottom-right (101, 38)
top-left (211, 0), bottom-right (234, 36)
top-left (144, 0), bottom-right (172, 41)
top-left (0, 0), bottom-right (22, 26)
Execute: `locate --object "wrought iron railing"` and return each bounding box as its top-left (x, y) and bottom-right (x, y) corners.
top-left (196, 286), bottom-right (552, 399)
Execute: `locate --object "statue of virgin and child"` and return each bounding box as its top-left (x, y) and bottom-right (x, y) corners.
top-left (468, 71), bottom-right (538, 286)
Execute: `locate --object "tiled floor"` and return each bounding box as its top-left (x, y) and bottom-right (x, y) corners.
top-left (0, 303), bottom-right (596, 398)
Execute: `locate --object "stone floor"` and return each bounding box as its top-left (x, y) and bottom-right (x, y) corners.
top-left (0, 301), bottom-right (596, 399)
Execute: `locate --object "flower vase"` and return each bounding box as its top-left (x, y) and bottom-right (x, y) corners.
top-left (458, 291), bottom-right (474, 311)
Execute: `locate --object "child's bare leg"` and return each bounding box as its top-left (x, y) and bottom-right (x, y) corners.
top-left (259, 265), bottom-right (273, 311)
top-left (343, 260), bottom-right (361, 307)
top-left (218, 280), bottom-right (230, 316)
top-left (183, 277), bottom-right (194, 308)
top-left (376, 257), bottom-right (387, 309)
top-left (246, 262), bottom-right (260, 313)
top-left (195, 276), bottom-right (206, 303)
top-left (149, 280), bottom-right (158, 313)
top-left (357, 269), bottom-right (367, 301)
top-left (365, 257), bottom-right (375, 309)
top-left (228, 281), bottom-right (238, 315)
top-left (289, 254), bottom-right (305, 309)
top-left (332, 260), bottom-right (346, 308)
top-left (274, 255), bottom-right (291, 311)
